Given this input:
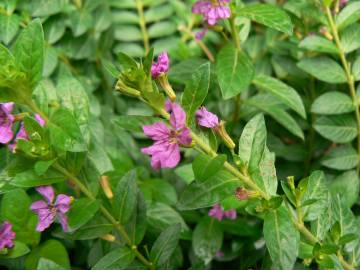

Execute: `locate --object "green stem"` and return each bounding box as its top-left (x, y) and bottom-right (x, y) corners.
top-left (135, 0), bottom-right (150, 53)
top-left (53, 163), bottom-right (155, 270)
top-left (325, 7), bottom-right (360, 172)
top-left (230, 16), bottom-right (241, 52)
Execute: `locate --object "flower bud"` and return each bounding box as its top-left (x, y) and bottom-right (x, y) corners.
top-left (216, 121), bottom-right (235, 149)
top-left (100, 175), bottom-right (113, 199)
top-left (115, 80), bottom-right (141, 97)
top-left (101, 234), bottom-right (116, 242)
top-left (158, 75), bottom-right (176, 102)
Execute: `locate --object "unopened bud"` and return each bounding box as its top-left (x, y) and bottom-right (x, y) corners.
top-left (158, 75), bottom-right (176, 102)
top-left (319, 26), bottom-right (333, 40)
top-left (235, 187), bottom-right (249, 200)
top-left (215, 121), bottom-right (235, 149)
top-left (287, 176), bottom-right (295, 191)
top-left (115, 80), bottom-right (141, 97)
top-left (100, 176), bottom-right (113, 199)
top-left (101, 234), bottom-right (116, 242)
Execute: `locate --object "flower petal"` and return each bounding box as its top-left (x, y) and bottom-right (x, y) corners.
top-left (30, 200), bottom-right (49, 213)
top-left (55, 194), bottom-right (71, 214)
top-left (57, 212), bottom-right (69, 232)
top-left (178, 128), bottom-right (192, 146)
top-left (35, 186), bottom-right (55, 204)
top-left (196, 107), bottom-right (219, 128)
top-left (143, 122), bottom-right (170, 141)
top-left (35, 209), bottom-right (56, 232)
top-left (169, 103), bottom-right (186, 130)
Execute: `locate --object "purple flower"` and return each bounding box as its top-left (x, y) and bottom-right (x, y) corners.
top-left (192, 0), bottom-right (231, 26)
top-left (9, 114), bottom-right (45, 151)
top-left (195, 28), bottom-right (208, 40)
top-left (30, 186), bottom-right (71, 232)
top-left (141, 102), bottom-right (192, 170)
top-left (0, 221), bottom-right (15, 250)
top-left (151, 52), bottom-right (170, 79)
top-left (196, 107), bottom-right (219, 128)
top-left (209, 204), bottom-right (237, 221)
top-left (0, 103), bottom-right (15, 144)
top-left (208, 204), bottom-right (223, 221)
top-left (224, 209), bottom-right (237, 220)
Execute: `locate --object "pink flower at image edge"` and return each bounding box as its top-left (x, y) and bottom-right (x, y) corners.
top-left (192, 0), bottom-right (231, 26)
top-left (30, 186), bottom-right (71, 232)
top-left (0, 221), bottom-right (15, 250)
top-left (141, 102), bottom-right (192, 170)
top-left (0, 103), bottom-right (15, 144)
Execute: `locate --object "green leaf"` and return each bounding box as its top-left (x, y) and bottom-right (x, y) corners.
top-left (238, 114), bottom-right (266, 170)
top-left (67, 198), bottom-right (100, 232)
top-left (147, 202), bottom-right (188, 233)
top-left (150, 224), bottom-right (181, 267)
top-left (37, 258), bottom-right (65, 270)
top-left (113, 170), bottom-right (138, 224)
top-left (92, 247), bottom-right (135, 270)
top-left (2, 241), bottom-right (30, 259)
top-left (168, 58), bottom-right (208, 84)
top-left (49, 108), bottom-right (87, 152)
top-left (321, 144), bottom-right (358, 170)
top-left (331, 195), bottom-right (358, 238)
top-left (148, 21), bottom-right (176, 38)
top-left (297, 57), bottom-right (347, 84)
top-left (174, 164), bottom-right (194, 184)
top-left (300, 171), bottom-right (329, 221)
top-left (141, 179), bottom-right (177, 205)
top-left (353, 56), bottom-right (360, 81)
top-left (236, 4), bottom-right (293, 35)
top-left (144, 4), bottom-right (173, 22)
top-left (0, 13), bottom-right (20, 45)
top-left (177, 170), bottom-right (239, 210)
top-left (341, 23), bottom-right (360, 53)
top-left (252, 75), bottom-right (306, 118)
top-left (114, 115), bottom-right (161, 133)
top-left (314, 115), bottom-right (357, 143)
top-left (11, 169), bottom-right (65, 187)
top-left (263, 205), bottom-right (299, 270)
top-left (69, 9), bottom-right (92, 37)
top-left (181, 62), bottom-right (210, 125)
top-left (330, 170), bottom-right (359, 208)
top-left (125, 191), bottom-right (147, 245)
top-left (216, 43), bottom-right (254, 99)
top-left (336, 2), bottom-right (360, 30)
top-left (299, 36), bottom-right (338, 54)
top-left (13, 19), bottom-right (44, 91)
top-left (192, 154), bottom-right (226, 182)
top-left (311, 91), bottom-right (355, 115)
top-left (25, 240), bottom-right (70, 270)
top-left (246, 94), bottom-right (304, 139)
top-left (192, 217), bottom-right (223, 264)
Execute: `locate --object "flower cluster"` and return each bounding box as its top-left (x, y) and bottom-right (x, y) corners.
top-left (151, 52), bottom-right (170, 79)
top-left (192, 0), bottom-right (231, 26)
top-left (0, 221), bottom-right (15, 250)
top-left (30, 186), bottom-right (71, 232)
top-left (0, 102), bottom-right (45, 151)
top-left (208, 204), bottom-right (237, 221)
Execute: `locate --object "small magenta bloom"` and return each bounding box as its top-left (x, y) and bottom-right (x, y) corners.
top-left (196, 107), bottom-right (219, 128)
top-left (9, 114), bottom-right (45, 151)
top-left (0, 103), bottom-right (15, 144)
top-left (142, 102), bottom-right (192, 170)
top-left (195, 29), bottom-right (208, 40)
top-left (224, 209), bottom-right (237, 220)
top-left (208, 204), bottom-right (223, 221)
top-left (340, 0), bottom-right (348, 8)
top-left (209, 204), bottom-right (237, 221)
top-left (192, 0), bottom-right (231, 26)
top-left (151, 52), bottom-right (170, 79)
top-left (0, 221), bottom-right (15, 250)
top-left (30, 186), bottom-right (71, 232)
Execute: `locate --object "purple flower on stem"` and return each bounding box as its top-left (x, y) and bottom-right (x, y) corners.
top-left (209, 204), bottom-right (237, 221)
top-left (224, 209), bottom-right (237, 220)
top-left (208, 204), bottom-right (223, 221)
top-left (0, 221), bottom-right (15, 250)
top-left (0, 103), bottom-right (15, 144)
top-left (9, 114), bottom-right (45, 151)
top-left (192, 0), bottom-right (231, 26)
top-left (30, 186), bottom-right (71, 232)
top-left (196, 107), bottom-right (219, 128)
top-left (141, 102), bottom-right (192, 170)
top-left (151, 52), bottom-right (170, 79)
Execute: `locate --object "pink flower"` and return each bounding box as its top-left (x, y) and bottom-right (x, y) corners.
top-left (0, 103), bottom-right (15, 144)
top-left (151, 52), bottom-right (170, 79)
top-left (192, 0), bottom-right (231, 26)
top-left (224, 209), bottom-right (237, 220)
top-left (208, 204), bottom-right (223, 221)
top-left (30, 186), bottom-right (71, 232)
top-left (196, 107), bottom-right (219, 128)
top-left (208, 204), bottom-right (237, 221)
top-left (9, 114), bottom-right (45, 151)
top-left (0, 221), bottom-right (15, 250)
top-left (195, 28), bottom-right (208, 40)
top-left (340, 0), bottom-right (348, 8)
top-left (141, 102), bottom-right (192, 170)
